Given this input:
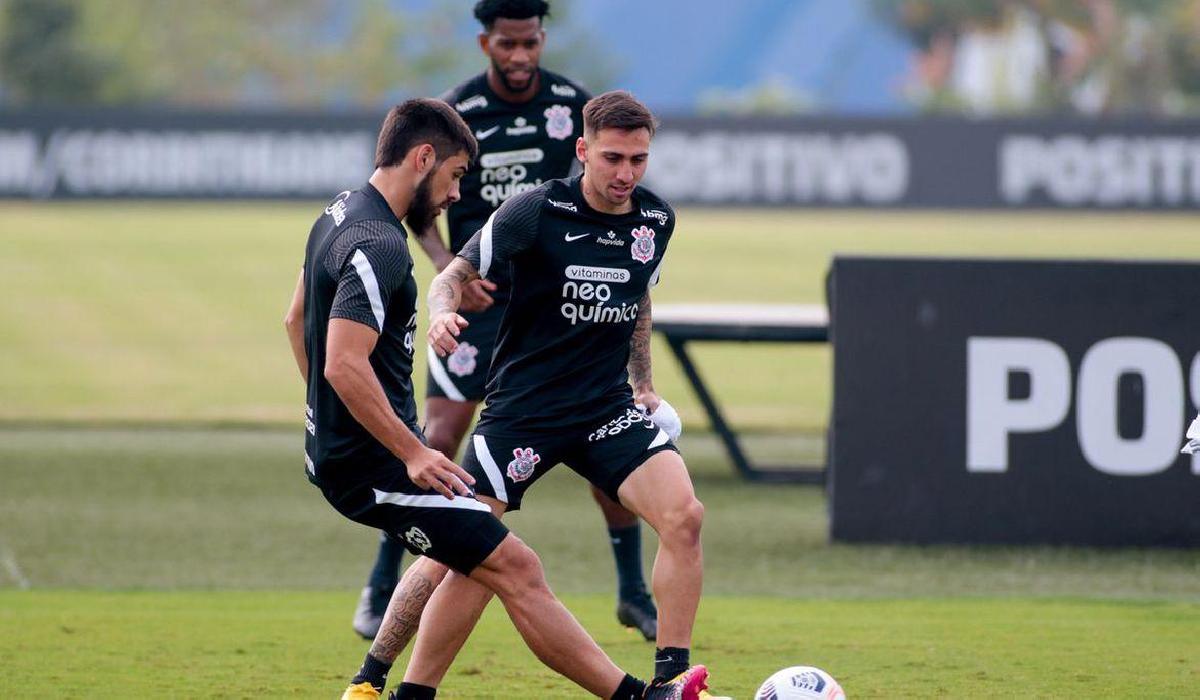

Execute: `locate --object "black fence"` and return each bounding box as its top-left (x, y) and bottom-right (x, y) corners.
top-left (2, 110), bottom-right (1198, 208)
top-left (828, 257), bottom-right (1200, 546)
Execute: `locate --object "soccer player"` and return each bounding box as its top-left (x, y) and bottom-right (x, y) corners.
top-left (402, 90), bottom-right (726, 698)
top-left (353, 0), bottom-right (659, 643)
top-left (283, 99), bottom-right (709, 700)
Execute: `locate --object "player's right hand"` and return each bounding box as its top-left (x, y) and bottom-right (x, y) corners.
top-left (458, 278), bottom-right (498, 313)
top-left (428, 312), bottom-right (469, 356)
top-left (406, 445), bottom-right (476, 499)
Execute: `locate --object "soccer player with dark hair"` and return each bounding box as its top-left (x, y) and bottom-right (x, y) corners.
top-left (284, 98), bottom-right (710, 700)
top-left (352, 0), bottom-right (660, 644)
top-left (388, 89), bottom-right (729, 699)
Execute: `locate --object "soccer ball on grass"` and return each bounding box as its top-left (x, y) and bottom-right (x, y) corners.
top-left (754, 666), bottom-right (844, 700)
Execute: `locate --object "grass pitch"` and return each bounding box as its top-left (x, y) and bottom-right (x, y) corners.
top-left (2, 426), bottom-right (1199, 697)
top-left (3, 591), bottom-right (1198, 698)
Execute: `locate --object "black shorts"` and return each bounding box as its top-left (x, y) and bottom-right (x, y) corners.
top-left (425, 303), bottom-right (502, 403)
top-left (317, 456), bottom-right (509, 576)
top-left (461, 402), bottom-right (680, 511)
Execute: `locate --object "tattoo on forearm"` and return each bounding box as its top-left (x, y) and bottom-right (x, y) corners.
top-left (427, 259), bottom-right (477, 317)
top-left (368, 569), bottom-right (436, 662)
top-left (628, 292), bottom-right (653, 392)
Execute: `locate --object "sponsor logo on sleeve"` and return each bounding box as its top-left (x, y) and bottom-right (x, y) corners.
top-left (455, 95), bottom-right (488, 112)
top-left (641, 208), bottom-right (669, 225)
top-left (630, 226), bottom-right (656, 263)
top-left (324, 190), bottom-right (351, 225)
top-left (547, 198), bottom-right (578, 212)
top-left (506, 447), bottom-right (541, 482)
top-left (544, 105), bottom-right (574, 140)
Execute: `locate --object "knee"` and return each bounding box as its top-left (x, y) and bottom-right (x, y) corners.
top-left (423, 420), bottom-right (461, 458)
top-left (489, 538), bottom-right (550, 598)
top-left (660, 498), bottom-right (704, 549)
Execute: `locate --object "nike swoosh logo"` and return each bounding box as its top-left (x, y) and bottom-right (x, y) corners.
top-left (474, 126), bottom-right (500, 140)
top-left (564, 232), bottom-right (590, 242)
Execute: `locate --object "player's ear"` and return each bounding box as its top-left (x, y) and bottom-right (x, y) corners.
top-left (477, 31), bottom-right (490, 55)
top-left (413, 144), bottom-right (436, 176)
top-left (575, 136), bottom-right (587, 164)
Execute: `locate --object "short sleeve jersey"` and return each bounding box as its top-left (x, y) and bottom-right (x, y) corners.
top-left (458, 176), bottom-right (675, 430)
top-left (441, 69), bottom-right (590, 254)
top-left (302, 184), bottom-right (419, 481)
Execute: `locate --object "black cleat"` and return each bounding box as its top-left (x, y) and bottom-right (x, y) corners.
top-left (617, 591), bottom-right (658, 641)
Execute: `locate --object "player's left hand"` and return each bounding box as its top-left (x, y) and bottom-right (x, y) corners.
top-left (428, 312), bottom-right (469, 356)
top-left (637, 396), bottom-right (683, 442)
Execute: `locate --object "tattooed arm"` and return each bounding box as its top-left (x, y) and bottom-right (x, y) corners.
top-left (427, 257), bottom-right (481, 357)
top-left (628, 291), bottom-right (659, 412)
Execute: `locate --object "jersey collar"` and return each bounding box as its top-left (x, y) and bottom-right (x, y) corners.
top-left (362, 182), bottom-right (408, 236)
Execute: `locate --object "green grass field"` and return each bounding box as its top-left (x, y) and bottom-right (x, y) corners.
top-left (2, 203), bottom-right (1200, 697)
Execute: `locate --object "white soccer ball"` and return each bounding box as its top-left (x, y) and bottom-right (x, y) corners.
top-left (754, 666), bottom-right (845, 700)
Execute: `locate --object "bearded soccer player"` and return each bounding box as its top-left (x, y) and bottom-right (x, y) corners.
top-left (392, 91), bottom-right (728, 699)
top-left (352, 0), bottom-right (660, 644)
top-left (283, 99), bottom-right (709, 700)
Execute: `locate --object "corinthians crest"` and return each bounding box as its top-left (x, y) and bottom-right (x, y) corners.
top-left (506, 447), bottom-right (541, 482)
top-left (543, 104), bottom-right (573, 140)
top-left (447, 341), bottom-right (479, 377)
top-left (630, 226), bottom-right (656, 263)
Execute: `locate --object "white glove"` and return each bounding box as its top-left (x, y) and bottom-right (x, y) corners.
top-left (1181, 413), bottom-right (1200, 455)
top-left (637, 397), bottom-right (682, 442)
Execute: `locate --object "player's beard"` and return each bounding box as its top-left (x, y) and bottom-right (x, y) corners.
top-left (405, 174), bottom-right (439, 233)
top-left (493, 56), bottom-right (535, 93)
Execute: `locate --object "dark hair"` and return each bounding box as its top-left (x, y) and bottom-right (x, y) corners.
top-left (583, 90), bottom-right (658, 138)
top-left (374, 98), bottom-right (478, 169)
top-left (473, 0), bottom-right (550, 30)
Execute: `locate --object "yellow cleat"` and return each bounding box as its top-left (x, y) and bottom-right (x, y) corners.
top-left (340, 681), bottom-right (382, 700)
top-left (699, 690), bottom-right (734, 700)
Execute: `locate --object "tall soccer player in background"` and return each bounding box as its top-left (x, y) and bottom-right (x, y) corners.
top-left (353, 0), bottom-right (660, 643)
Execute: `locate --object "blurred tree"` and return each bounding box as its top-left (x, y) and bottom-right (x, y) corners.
top-left (0, 0), bottom-right (616, 108)
top-left (876, 0), bottom-right (1200, 115)
top-left (0, 0), bottom-right (107, 104)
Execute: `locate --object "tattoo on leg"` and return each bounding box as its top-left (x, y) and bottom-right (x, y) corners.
top-left (368, 569), bottom-right (436, 662)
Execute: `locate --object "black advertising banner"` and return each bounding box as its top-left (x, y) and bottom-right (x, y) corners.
top-left (0, 109), bottom-right (379, 199)
top-left (828, 257), bottom-right (1200, 546)
top-left (1, 109), bottom-right (1198, 208)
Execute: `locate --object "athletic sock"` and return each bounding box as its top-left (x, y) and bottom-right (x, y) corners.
top-left (610, 673), bottom-right (647, 699)
top-left (395, 682), bottom-right (437, 699)
top-left (654, 646), bottom-right (689, 682)
top-left (351, 653), bottom-right (392, 692)
top-left (368, 532), bottom-right (405, 599)
top-left (608, 524), bottom-right (647, 601)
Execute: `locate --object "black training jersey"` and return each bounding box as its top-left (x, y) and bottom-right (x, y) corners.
top-left (441, 69), bottom-right (590, 254)
top-left (302, 184), bottom-right (419, 483)
top-left (458, 176), bottom-right (675, 430)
